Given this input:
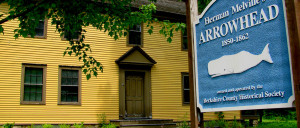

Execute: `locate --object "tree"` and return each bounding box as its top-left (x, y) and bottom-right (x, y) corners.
top-left (198, 0), bottom-right (211, 13)
top-left (0, 0), bottom-right (186, 79)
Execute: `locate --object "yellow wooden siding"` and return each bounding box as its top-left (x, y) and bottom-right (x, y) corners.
top-left (203, 111), bottom-right (241, 121)
top-left (0, 3), bottom-right (240, 124)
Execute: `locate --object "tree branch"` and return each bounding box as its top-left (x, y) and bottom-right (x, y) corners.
top-left (0, 0), bottom-right (48, 25)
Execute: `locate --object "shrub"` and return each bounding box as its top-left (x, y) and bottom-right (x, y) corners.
top-left (42, 124), bottom-right (53, 128)
top-left (97, 113), bottom-right (107, 127)
top-left (178, 113), bottom-right (190, 128)
top-left (73, 122), bottom-right (84, 128)
top-left (59, 124), bottom-right (71, 128)
top-left (3, 123), bottom-right (14, 128)
top-left (101, 123), bottom-right (116, 128)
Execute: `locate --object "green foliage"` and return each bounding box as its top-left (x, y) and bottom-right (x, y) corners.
top-left (0, 0), bottom-right (186, 79)
top-left (42, 124), bottom-right (53, 128)
top-left (263, 108), bottom-right (296, 120)
top-left (2, 123), bottom-right (14, 128)
top-left (29, 124), bottom-right (35, 128)
top-left (178, 113), bottom-right (190, 128)
top-left (59, 124), bottom-right (71, 128)
top-left (246, 119), bottom-right (297, 128)
top-left (97, 113), bottom-right (107, 127)
top-left (100, 123), bottom-right (116, 128)
top-left (205, 120), bottom-right (217, 128)
top-left (230, 116), bottom-right (243, 128)
top-left (73, 122), bottom-right (84, 128)
top-left (97, 113), bottom-right (116, 128)
top-left (198, 0), bottom-right (212, 13)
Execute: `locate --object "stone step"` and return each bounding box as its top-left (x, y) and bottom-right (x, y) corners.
top-left (110, 119), bottom-right (177, 128)
top-left (120, 123), bottom-right (177, 128)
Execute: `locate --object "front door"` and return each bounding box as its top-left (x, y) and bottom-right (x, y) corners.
top-left (125, 72), bottom-right (145, 118)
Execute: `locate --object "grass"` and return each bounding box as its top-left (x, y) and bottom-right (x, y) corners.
top-left (247, 119), bottom-right (297, 128)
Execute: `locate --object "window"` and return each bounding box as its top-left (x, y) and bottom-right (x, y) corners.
top-left (182, 29), bottom-right (188, 50)
top-left (182, 73), bottom-right (190, 104)
top-left (62, 31), bottom-right (81, 41)
top-left (31, 20), bottom-right (47, 38)
top-left (128, 24), bottom-right (143, 46)
top-left (21, 64), bottom-right (46, 105)
top-left (58, 66), bottom-right (81, 105)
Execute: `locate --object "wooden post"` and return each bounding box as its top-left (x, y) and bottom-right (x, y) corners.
top-left (186, 0), bottom-right (203, 127)
top-left (285, 0), bottom-right (300, 128)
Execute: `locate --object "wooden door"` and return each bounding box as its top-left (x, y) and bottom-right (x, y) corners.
top-left (125, 72), bottom-right (145, 118)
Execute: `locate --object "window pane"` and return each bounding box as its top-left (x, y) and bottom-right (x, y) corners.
top-left (184, 90), bottom-right (190, 103)
top-left (30, 86), bottom-right (36, 93)
top-left (60, 69), bottom-right (79, 103)
top-left (72, 70), bottom-right (78, 78)
top-left (61, 94), bottom-right (67, 102)
top-left (35, 20), bottom-right (44, 36)
top-left (129, 24), bottom-right (141, 45)
top-left (36, 86), bottom-right (42, 93)
top-left (31, 76), bottom-right (37, 84)
top-left (66, 78), bottom-right (72, 85)
top-left (62, 70), bottom-right (68, 77)
top-left (129, 31), bottom-right (141, 45)
top-left (25, 74), bottom-right (30, 84)
top-left (67, 94), bottom-right (72, 102)
top-left (36, 68), bottom-right (43, 76)
top-left (24, 85), bottom-right (31, 92)
top-left (183, 37), bottom-right (188, 49)
top-left (31, 69), bottom-right (37, 75)
top-left (36, 93), bottom-right (42, 101)
top-left (67, 70), bottom-right (72, 77)
top-left (35, 29), bottom-right (44, 36)
top-left (183, 75), bottom-right (189, 89)
top-left (61, 86), bottom-right (78, 102)
top-left (62, 78), bottom-right (67, 85)
top-left (23, 67), bottom-right (44, 102)
top-left (36, 76), bottom-right (43, 84)
top-left (72, 94), bottom-right (78, 102)
top-left (30, 93), bottom-right (36, 101)
top-left (24, 92), bottom-right (30, 101)
top-left (72, 78), bottom-right (78, 85)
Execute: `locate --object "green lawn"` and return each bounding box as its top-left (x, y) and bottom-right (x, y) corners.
top-left (248, 119), bottom-right (297, 128)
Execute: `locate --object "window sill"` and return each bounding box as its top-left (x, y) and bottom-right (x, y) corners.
top-left (20, 101), bottom-right (45, 105)
top-left (58, 102), bottom-right (81, 105)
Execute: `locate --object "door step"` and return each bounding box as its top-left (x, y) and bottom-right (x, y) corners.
top-left (110, 119), bottom-right (177, 128)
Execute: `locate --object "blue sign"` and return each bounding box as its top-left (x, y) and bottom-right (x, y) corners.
top-left (194, 0), bottom-right (294, 112)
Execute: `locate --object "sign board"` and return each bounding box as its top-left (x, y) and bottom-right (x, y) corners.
top-left (194, 0), bottom-right (295, 112)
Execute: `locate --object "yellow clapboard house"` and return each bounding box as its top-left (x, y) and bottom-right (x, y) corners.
top-left (0, 1), bottom-right (241, 126)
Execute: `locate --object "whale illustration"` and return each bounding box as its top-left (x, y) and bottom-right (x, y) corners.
top-left (208, 43), bottom-right (273, 78)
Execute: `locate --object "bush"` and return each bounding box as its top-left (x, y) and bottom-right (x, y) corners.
top-left (3, 123), bottom-right (14, 128)
top-left (59, 124), bottom-right (71, 128)
top-left (42, 124), bottom-right (53, 128)
top-left (73, 122), bottom-right (84, 128)
top-left (263, 108), bottom-right (296, 120)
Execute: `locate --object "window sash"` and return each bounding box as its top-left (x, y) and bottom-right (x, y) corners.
top-left (182, 73), bottom-right (190, 104)
top-left (128, 24), bottom-right (142, 45)
top-left (21, 64), bottom-right (46, 105)
top-left (59, 67), bottom-right (81, 105)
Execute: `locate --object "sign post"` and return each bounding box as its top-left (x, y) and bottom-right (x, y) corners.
top-left (285, 0), bottom-right (300, 127)
top-left (185, 0), bottom-right (201, 127)
top-left (193, 0), bottom-right (296, 113)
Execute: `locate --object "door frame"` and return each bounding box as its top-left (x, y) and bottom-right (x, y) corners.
top-left (119, 67), bottom-right (152, 119)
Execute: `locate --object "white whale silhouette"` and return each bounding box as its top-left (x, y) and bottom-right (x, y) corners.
top-left (208, 44), bottom-right (273, 78)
